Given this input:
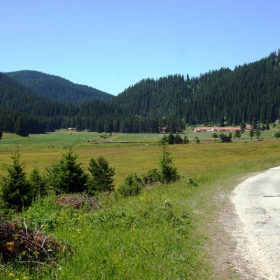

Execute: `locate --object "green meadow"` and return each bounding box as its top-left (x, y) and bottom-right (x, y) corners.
top-left (1, 131), bottom-right (280, 279)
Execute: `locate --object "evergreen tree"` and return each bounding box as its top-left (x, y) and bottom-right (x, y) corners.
top-left (168, 133), bottom-right (175, 144)
top-left (29, 167), bottom-right (47, 198)
top-left (174, 134), bottom-right (183, 144)
top-left (234, 129), bottom-right (241, 139)
top-left (255, 127), bottom-right (261, 139)
top-left (14, 116), bottom-right (29, 137)
top-left (87, 156), bottom-right (115, 195)
top-left (0, 150), bottom-right (32, 211)
top-left (249, 129), bottom-right (255, 140)
top-left (159, 139), bottom-right (180, 183)
top-left (183, 135), bottom-right (189, 144)
top-left (47, 147), bottom-right (88, 194)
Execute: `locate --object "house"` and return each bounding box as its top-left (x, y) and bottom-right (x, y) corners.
top-left (245, 125), bottom-right (252, 131)
top-left (194, 126), bottom-right (240, 132)
top-left (211, 126), bottom-right (240, 132)
top-left (193, 127), bottom-right (212, 132)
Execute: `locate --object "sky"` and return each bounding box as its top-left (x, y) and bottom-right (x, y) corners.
top-left (1, 0), bottom-right (280, 96)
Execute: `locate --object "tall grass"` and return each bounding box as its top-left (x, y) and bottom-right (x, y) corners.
top-left (1, 133), bottom-right (280, 279)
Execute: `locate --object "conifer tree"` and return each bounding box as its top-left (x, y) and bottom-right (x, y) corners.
top-left (87, 156), bottom-right (115, 195)
top-left (47, 147), bottom-right (88, 194)
top-left (1, 150), bottom-right (32, 211)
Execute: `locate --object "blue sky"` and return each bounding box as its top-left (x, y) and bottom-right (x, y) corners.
top-left (1, 0), bottom-right (280, 95)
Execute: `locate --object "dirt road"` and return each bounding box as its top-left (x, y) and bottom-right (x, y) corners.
top-left (231, 166), bottom-right (280, 279)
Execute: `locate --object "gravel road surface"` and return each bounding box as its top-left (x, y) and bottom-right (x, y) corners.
top-left (232, 166), bottom-right (280, 280)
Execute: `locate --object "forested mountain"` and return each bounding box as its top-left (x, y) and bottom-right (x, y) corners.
top-left (110, 50), bottom-right (280, 127)
top-left (1, 50), bottom-right (280, 136)
top-left (5, 70), bottom-right (114, 104)
top-left (0, 72), bottom-right (126, 135)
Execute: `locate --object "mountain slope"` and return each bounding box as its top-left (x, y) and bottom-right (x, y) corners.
top-left (110, 51), bottom-right (280, 126)
top-left (5, 70), bottom-right (114, 104)
top-left (1, 50), bottom-right (280, 135)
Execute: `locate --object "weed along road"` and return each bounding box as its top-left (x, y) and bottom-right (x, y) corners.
top-left (232, 166), bottom-right (280, 279)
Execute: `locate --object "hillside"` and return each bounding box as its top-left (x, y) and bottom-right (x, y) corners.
top-left (110, 51), bottom-right (280, 127)
top-left (1, 50), bottom-right (280, 135)
top-left (5, 70), bottom-right (114, 104)
top-left (0, 72), bottom-right (78, 134)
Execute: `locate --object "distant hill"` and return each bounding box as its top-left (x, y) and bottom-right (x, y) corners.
top-left (1, 50), bottom-right (280, 136)
top-left (110, 50), bottom-right (280, 127)
top-left (5, 70), bottom-right (115, 104)
top-left (0, 72), bottom-right (72, 134)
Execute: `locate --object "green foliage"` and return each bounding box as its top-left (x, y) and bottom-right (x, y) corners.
top-left (117, 173), bottom-right (144, 197)
top-left (28, 167), bottom-right (47, 198)
top-left (87, 156), bottom-right (115, 195)
top-left (118, 140), bottom-right (180, 198)
top-left (159, 140), bottom-right (180, 183)
top-left (142, 168), bottom-right (162, 185)
top-left (195, 136), bottom-right (200, 143)
top-left (212, 132), bottom-right (218, 138)
top-left (162, 133), bottom-right (184, 145)
top-left (47, 147), bottom-right (88, 194)
top-left (249, 129), bottom-right (255, 139)
top-left (23, 195), bottom-right (61, 232)
top-left (255, 127), bottom-right (261, 139)
top-left (183, 135), bottom-right (189, 143)
top-left (0, 150), bottom-right (32, 211)
top-left (168, 132), bottom-right (175, 144)
top-left (234, 129), bottom-right (241, 139)
top-left (274, 131), bottom-right (280, 138)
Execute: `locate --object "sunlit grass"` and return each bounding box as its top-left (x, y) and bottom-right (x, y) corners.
top-left (1, 132), bottom-right (280, 279)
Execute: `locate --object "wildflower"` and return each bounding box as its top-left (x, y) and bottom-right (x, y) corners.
top-left (23, 277), bottom-right (28, 279)
top-left (8, 273), bottom-right (14, 277)
top-left (7, 242), bottom-right (14, 246)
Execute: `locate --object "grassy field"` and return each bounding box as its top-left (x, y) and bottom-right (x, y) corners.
top-left (1, 132), bottom-right (280, 279)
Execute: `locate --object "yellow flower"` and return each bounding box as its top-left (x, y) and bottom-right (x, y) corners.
top-left (23, 277), bottom-right (28, 279)
top-left (8, 273), bottom-right (14, 277)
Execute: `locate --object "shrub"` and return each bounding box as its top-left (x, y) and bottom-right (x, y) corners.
top-left (117, 173), bottom-right (144, 197)
top-left (142, 168), bottom-right (161, 185)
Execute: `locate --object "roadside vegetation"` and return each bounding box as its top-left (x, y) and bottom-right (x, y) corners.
top-left (0, 131), bottom-right (280, 279)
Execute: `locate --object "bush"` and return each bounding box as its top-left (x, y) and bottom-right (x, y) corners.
top-left (117, 173), bottom-right (144, 197)
top-left (142, 168), bottom-right (161, 185)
